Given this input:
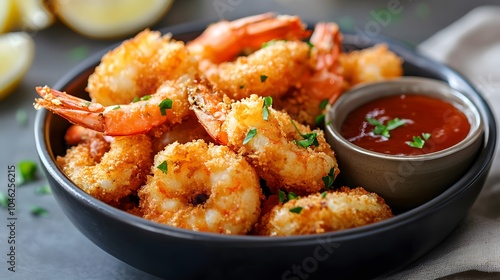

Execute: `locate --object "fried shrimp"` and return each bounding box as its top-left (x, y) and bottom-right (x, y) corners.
top-left (139, 140), bottom-right (262, 234)
top-left (340, 44), bottom-right (403, 89)
top-left (187, 12), bottom-right (311, 65)
top-left (254, 187), bottom-right (393, 236)
top-left (34, 76), bottom-right (198, 136)
top-left (190, 92), bottom-right (339, 195)
top-left (57, 134), bottom-right (153, 204)
top-left (205, 40), bottom-right (311, 100)
top-left (274, 22), bottom-right (344, 127)
top-left (87, 29), bottom-right (198, 106)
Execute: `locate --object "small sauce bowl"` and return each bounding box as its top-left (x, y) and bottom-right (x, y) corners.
top-left (325, 77), bottom-right (484, 210)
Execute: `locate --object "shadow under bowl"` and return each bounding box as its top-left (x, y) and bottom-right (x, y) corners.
top-left (325, 77), bottom-right (484, 210)
top-left (34, 23), bottom-right (497, 280)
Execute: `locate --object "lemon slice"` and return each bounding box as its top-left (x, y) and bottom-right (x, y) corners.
top-left (0, 0), bottom-right (19, 33)
top-left (0, 32), bottom-right (35, 100)
top-left (51, 0), bottom-right (175, 39)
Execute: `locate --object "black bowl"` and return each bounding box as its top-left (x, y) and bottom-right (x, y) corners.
top-left (35, 21), bottom-right (497, 280)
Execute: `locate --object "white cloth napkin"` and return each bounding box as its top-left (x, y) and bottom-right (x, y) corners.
top-left (381, 6), bottom-right (500, 279)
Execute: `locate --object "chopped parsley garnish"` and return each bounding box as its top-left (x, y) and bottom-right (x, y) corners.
top-left (157, 161), bottom-right (168, 174)
top-left (315, 114), bottom-right (325, 127)
top-left (35, 185), bottom-right (52, 195)
top-left (319, 99), bottom-right (329, 110)
top-left (239, 85), bottom-right (245, 89)
top-left (0, 192), bottom-right (8, 208)
top-left (406, 133), bottom-right (431, 148)
top-left (278, 189), bottom-right (286, 203)
top-left (243, 128), bottom-right (257, 145)
top-left (291, 119), bottom-right (319, 148)
top-left (262, 96), bottom-right (273, 121)
top-left (133, 95), bottom-right (152, 103)
top-left (288, 192), bottom-right (299, 200)
top-left (31, 206), bottom-right (49, 217)
top-left (16, 109), bottom-right (28, 126)
top-left (158, 98), bottom-right (173, 116)
top-left (321, 191), bottom-right (327, 198)
top-left (261, 39), bottom-right (285, 48)
top-left (18, 160), bottom-right (37, 184)
top-left (112, 105), bottom-right (121, 110)
top-left (322, 167), bottom-right (336, 190)
top-left (366, 116), bottom-right (407, 138)
top-left (83, 101), bottom-right (91, 107)
top-left (289, 206), bottom-right (303, 214)
top-left (315, 99), bottom-right (329, 127)
top-left (260, 75), bottom-right (268, 82)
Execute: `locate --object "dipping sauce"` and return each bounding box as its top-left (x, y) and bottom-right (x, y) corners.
top-left (341, 94), bottom-right (470, 155)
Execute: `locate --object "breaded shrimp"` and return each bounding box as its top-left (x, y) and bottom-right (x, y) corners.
top-left (254, 187), bottom-right (393, 236)
top-left (190, 91), bottom-right (339, 195)
top-left (34, 75), bottom-right (199, 136)
top-left (205, 40), bottom-right (311, 100)
top-left (57, 134), bottom-right (153, 204)
top-left (87, 29), bottom-right (198, 106)
top-left (187, 12), bottom-right (311, 65)
top-left (139, 140), bottom-right (262, 235)
top-left (340, 44), bottom-right (403, 89)
top-left (274, 22), bottom-right (344, 127)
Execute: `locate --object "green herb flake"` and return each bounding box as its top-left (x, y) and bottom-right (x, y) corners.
top-left (322, 167), bottom-right (336, 190)
top-left (239, 85), bottom-right (245, 89)
top-left (366, 116), bottom-right (407, 138)
top-left (289, 206), bottom-right (303, 214)
top-left (16, 109), bottom-right (28, 126)
top-left (35, 185), bottom-right (52, 195)
top-left (406, 133), bottom-right (431, 149)
top-left (262, 96), bottom-right (273, 121)
top-left (278, 189), bottom-right (287, 203)
top-left (132, 97), bottom-right (140, 103)
top-left (288, 192), bottom-right (299, 200)
top-left (319, 99), bottom-right (329, 110)
top-left (291, 119), bottom-right (319, 148)
top-left (315, 114), bottom-right (325, 127)
top-left (0, 192), bottom-right (8, 208)
top-left (321, 191), bottom-right (327, 199)
top-left (261, 39), bottom-right (285, 48)
top-left (18, 160), bottom-right (37, 183)
top-left (83, 101), bottom-right (91, 107)
top-left (158, 98), bottom-right (173, 116)
top-left (112, 105), bottom-right (121, 110)
top-left (141, 95), bottom-right (152, 101)
top-left (31, 206), bottom-right (49, 217)
top-left (243, 128), bottom-right (257, 145)
top-left (260, 75), bottom-right (268, 83)
top-left (157, 161), bottom-right (168, 174)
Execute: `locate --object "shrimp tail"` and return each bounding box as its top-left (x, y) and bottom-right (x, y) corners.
top-left (188, 83), bottom-right (229, 144)
top-left (34, 86), bottom-right (106, 132)
top-left (188, 12), bottom-right (312, 64)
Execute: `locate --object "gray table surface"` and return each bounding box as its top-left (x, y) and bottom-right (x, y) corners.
top-left (1, 0), bottom-right (498, 279)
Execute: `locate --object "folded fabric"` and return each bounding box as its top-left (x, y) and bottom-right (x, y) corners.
top-left (380, 6), bottom-right (500, 279)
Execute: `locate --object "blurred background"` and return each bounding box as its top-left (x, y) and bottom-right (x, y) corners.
top-left (0, 0), bottom-right (499, 279)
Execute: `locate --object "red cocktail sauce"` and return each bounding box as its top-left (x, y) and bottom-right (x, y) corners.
top-left (341, 94), bottom-right (470, 155)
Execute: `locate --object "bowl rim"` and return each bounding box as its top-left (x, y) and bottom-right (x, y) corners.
top-left (324, 76), bottom-right (484, 161)
top-left (34, 20), bottom-right (497, 246)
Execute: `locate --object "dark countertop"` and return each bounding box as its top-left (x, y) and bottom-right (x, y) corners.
top-left (1, 0), bottom-right (498, 279)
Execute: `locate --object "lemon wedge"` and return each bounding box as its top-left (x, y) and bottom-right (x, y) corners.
top-left (16, 0), bottom-right (55, 30)
top-left (51, 0), bottom-right (175, 39)
top-left (0, 0), bottom-right (19, 33)
top-left (0, 32), bottom-right (35, 100)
